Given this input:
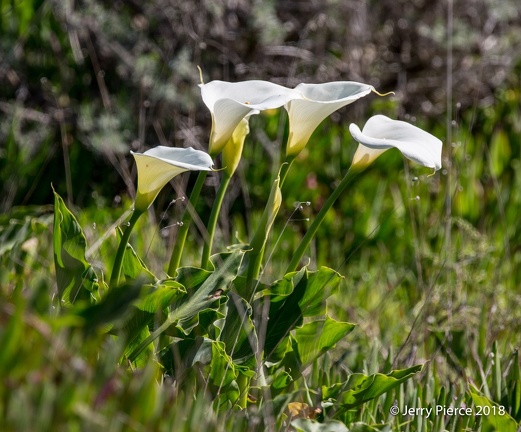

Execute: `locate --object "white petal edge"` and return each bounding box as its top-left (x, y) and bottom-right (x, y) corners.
top-left (201, 80), bottom-right (302, 154)
top-left (285, 81), bottom-right (374, 156)
top-left (201, 80), bottom-right (302, 112)
top-left (132, 146), bottom-right (214, 171)
top-left (131, 146), bottom-right (213, 210)
top-left (349, 115), bottom-right (442, 170)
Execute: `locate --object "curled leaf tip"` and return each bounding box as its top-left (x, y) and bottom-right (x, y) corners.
top-left (372, 89), bottom-right (395, 97)
top-left (197, 66), bottom-right (205, 85)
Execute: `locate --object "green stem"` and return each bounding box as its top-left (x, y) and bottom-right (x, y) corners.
top-left (246, 245), bottom-right (265, 284)
top-left (286, 167), bottom-right (363, 273)
top-left (201, 173), bottom-right (231, 269)
top-left (278, 155), bottom-right (295, 187)
top-left (246, 176), bottom-right (281, 282)
top-left (167, 170), bottom-right (209, 275)
top-left (237, 372), bottom-right (250, 409)
top-left (246, 216), bottom-right (268, 283)
top-left (110, 209), bottom-right (144, 287)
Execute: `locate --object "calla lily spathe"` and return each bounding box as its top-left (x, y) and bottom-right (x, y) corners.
top-left (131, 146), bottom-right (213, 211)
top-left (200, 80), bottom-right (302, 156)
top-left (349, 115), bottom-right (443, 171)
top-left (222, 117), bottom-right (250, 178)
top-left (285, 81), bottom-right (374, 157)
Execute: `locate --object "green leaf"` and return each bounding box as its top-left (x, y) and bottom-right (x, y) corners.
top-left (52, 189), bottom-right (97, 304)
top-left (174, 266), bottom-right (213, 291)
top-left (76, 278), bottom-right (144, 333)
top-left (294, 316), bottom-right (355, 365)
top-left (272, 370), bottom-right (293, 390)
top-left (136, 280), bottom-right (186, 313)
top-left (117, 227), bottom-right (157, 283)
top-left (127, 250), bottom-right (243, 362)
top-left (469, 388), bottom-right (519, 432)
top-left (124, 325), bottom-right (153, 368)
top-left (261, 266), bottom-right (343, 359)
top-left (322, 365), bottom-right (423, 412)
top-left (209, 340), bottom-right (238, 388)
top-left (175, 307), bottom-right (225, 336)
top-left (219, 291), bottom-right (257, 362)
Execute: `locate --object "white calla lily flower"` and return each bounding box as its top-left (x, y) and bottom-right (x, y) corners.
top-left (285, 81), bottom-right (374, 157)
top-left (349, 115), bottom-right (442, 171)
top-left (131, 146), bottom-right (213, 211)
top-left (201, 80), bottom-right (302, 156)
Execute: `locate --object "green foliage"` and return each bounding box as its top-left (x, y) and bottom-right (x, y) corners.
top-left (294, 317), bottom-right (355, 366)
top-left (52, 188), bottom-right (99, 304)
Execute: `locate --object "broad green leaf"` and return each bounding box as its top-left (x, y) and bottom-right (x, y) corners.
top-left (136, 280), bottom-right (186, 313)
top-left (174, 265), bottom-right (213, 291)
top-left (117, 227), bottom-right (157, 283)
top-left (261, 266), bottom-right (343, 359)
top-left (298, 267), bottom-right (344, 317)
top-left (76, 279), bottom-right (144, 333)
top-left (164, 337), bottom-right (239, 395)
top-left (124, 325), bottom-right (153, 368)
top-left (266, 335), bottom-right (294, 368)
top-left (322, 365), bottom-right (423, 412)
top-left (127, 250), bottom-right (243, 362)
top-left (256, 268), bottom-right (306, 302)
top-left (294, 316), bottom-right (355, 365)
top-left (52, 189), bottom-right (97, 304)
top-left (469, 388), bottom-right (519, 432)
top-left (209, 340), bottom-right (238, 388)
top-left (122, 280), bottom-right (188, 359)
top-left (219, 292), bottom-right (257, 362)
top-left (291, 418), bottom-right (349, 432)
top-left (175, 307), bottom-right (225, 336)
top-left (272, 370), bottom-right (293, 390)
top-left (122, 307), bottom-right (156, 346)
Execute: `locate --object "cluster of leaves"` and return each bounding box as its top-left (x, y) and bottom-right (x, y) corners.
top-left (2, 191), bottom-right (520, 432)
top-left (30, 187), bottom-right (425, 430)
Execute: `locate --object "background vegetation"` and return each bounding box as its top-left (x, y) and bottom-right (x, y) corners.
top-left (1, 0), bottom-right (520, 430)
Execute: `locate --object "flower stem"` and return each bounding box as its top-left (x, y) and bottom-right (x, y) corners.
top-left (201, 173), bottom-right (231, 269)
top-left (167, 170), bottom-right (209, 275)
top-left (110, 209), bottom-right (144, 287)
top-left (246, 213), bottom-right (269, 282)
top-left (285, 166), bottom-right (363, 273)
top-left (237, 372), bottom-right (251, 409)
top-left (278, 155), bottom-right (295, 187)
top-left (245, 178), bottom-right (281, 282)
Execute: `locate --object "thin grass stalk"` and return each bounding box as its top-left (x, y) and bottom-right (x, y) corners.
top-left (110, 209), bottom-right (144, 287)
top-left (168, 170), bottom-right (208, 274)
top-left (286, 166), bottom-right (363, 273)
